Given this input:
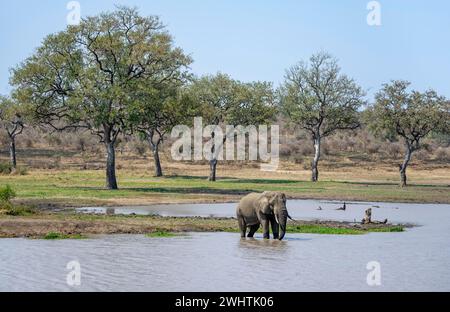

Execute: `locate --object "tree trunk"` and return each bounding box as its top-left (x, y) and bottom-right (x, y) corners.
top-left (105, 141), bottom-right (118, 190)
top-left (208, 130), bottom-right (218, 182)
top-left (399, 147), bottom-right (412, 188)
top-left (209, 158), bottom-right (218, 181)
top-left (311, 136), bottom-right (321, 182)
top-left (10, 137), bottom-right (17, 171)
top-left (152, 143), bottom-right (163, 177)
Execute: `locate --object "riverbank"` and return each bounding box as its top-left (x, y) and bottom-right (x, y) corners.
top-left (0, 212), bottom-right (408, 239)
top-left (2, 169), bottom-right (450, 209)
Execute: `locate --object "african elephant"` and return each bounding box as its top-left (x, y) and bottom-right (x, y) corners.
top-left (236, 192), bottom-right (289, 240)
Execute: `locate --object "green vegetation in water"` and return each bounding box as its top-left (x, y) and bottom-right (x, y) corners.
top-left (287, 224), bottom-right (404, 235)
top-left (43, 232), bottom-right (86, 240)
top-left (146, 231), bottom-right (178, 238)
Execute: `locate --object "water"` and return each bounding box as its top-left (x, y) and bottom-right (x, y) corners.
top-left (2, 200), bottom-right (450, 291)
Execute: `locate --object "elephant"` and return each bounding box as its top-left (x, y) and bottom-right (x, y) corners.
top-left (236, 191), bottom-right (289, 240)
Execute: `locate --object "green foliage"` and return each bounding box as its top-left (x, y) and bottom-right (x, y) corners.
top-left (146, 231), bottom-right (178, 238)
top-left (367, 80), bottom-right (448, 150)
top-left (188, 73), bottom-right (276, 126)
top-left (0, 184), bottom-right (16, 202)
top-left (11, 7), bottom-right (193, 188)
top-left (280, 52), bottom-right (366, 138)
top-left (287, 224), bottom-right (404, 235)
top-left (0, 185), bottom-right (35, 215)
top-left (43, 232), bottom-right (85, 240)
top-left (11, 6), bottom-right (192, 136)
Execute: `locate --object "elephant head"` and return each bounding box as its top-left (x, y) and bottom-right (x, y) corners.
top-left (259, 192), bottom-right (288, 240)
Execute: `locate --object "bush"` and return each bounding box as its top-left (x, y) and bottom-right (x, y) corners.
top-left (298, 144), bottom-right (314, 156)
top-left (383, 143), bottom-right (402, 159)
top-left (131, 141), bottom-right (147, 157)
top-left (5, 205), bottom-right (35, 216)
top-left (0, 162), bottom-right (12, 175)
top-left (366, 142), bottom-right (381, 154)
top-left (435, 147), bottom-right (450, 162)
top-left (0, 185), bottom-right (16, 202)
top-left (415, 150), bottom-right (429, 161)
top-left (14, 166), bottom-right (28, 176)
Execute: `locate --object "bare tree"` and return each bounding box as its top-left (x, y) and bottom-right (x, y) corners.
top-left (367, 80), bottom-right (448, 187)
top-left (280, 52), bottom-right (366, 182)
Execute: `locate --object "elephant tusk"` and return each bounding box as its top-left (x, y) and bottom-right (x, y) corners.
top-left (275, 214), bottom-right (279, 225)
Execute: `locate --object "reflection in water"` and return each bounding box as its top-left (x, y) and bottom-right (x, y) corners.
top-left (238, 238), bottom-right (288, 252)
top-left (1, 203), bottom-right (450, 292)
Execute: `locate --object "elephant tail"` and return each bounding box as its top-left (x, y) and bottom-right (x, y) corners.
top-left (287, 214), bottom-right (297, 222)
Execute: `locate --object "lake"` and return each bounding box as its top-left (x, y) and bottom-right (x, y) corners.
top-left (1, 200), bottom-right (449, 291)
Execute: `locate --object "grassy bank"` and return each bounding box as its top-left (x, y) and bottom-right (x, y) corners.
top-left (0, 212), bottom-right (408, 239)
top-left (1, 169), bottom-right (449, 208)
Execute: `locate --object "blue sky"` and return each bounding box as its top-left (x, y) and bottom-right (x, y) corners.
top-left (1, 0), bottom-right (449, 99)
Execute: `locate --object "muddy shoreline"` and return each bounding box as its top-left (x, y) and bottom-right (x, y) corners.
top-left (0, 213), bottom-right (410, 239)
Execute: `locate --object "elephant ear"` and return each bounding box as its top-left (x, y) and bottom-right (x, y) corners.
top-left (257, 194), bottom-right (272, 215)
top-left (266, 192), bottom-right (278, 206)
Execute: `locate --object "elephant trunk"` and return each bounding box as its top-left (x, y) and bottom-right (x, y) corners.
top-left (278, 211), bottom-right (288, 241)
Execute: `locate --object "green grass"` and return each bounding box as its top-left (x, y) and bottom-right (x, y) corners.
top-left (1, 170), bottom-right (449, 205)
top-left (287, 224), bottom-right (404, 235)
top-left (43, 232), bottom-right (86, 240)
top-left (146, 231), bottom-right (178, 238)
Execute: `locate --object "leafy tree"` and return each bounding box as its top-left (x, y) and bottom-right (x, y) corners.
top-left (280, 52), bottom-right (366, 182)
top-left (11, 7), bottom-right (191, 189)
top-left (367, 80), bottom-right (448, 187)
top-left (0, 96), bottom-right (25, 171)
top-left (129, 83), bottom-right (198, 177)
top-left (188, 73), bottom-right (276, 181)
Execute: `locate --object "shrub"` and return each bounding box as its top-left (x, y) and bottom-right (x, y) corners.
top-left (298, 144), bottom-right (314, 156)
top-left (131, 141), bottom-right (147, 157)
top-left (435, 147), bottom-right (450, 162)
top-left (366, 142), bottom-right (381, 154)
top-left (279, 145), bottom-right (292, 158)
top-left (0, 185), bottom-right (16, 202)
top-left (5, 205), bottom-right (35, 216)
top-left (15, 166), bottom-right (28, 176)
top-left (0, 162), bottom-right (12, 175)
top-left (415, 150), bottom-right (429, 161)
top-left (383, 143), bottom-right (402, 159)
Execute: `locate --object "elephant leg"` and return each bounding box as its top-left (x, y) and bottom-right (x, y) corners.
top-left (238, 216), bottom-right (247, 238)
top-left (270, 217), bottom-right (279, 240)
top-left (261, 219), bottom-right (270, 239)
top-left (247, 224), bottom-right (260, 238)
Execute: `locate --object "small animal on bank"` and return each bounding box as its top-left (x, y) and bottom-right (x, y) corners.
top-left (236, 192), bottom-right (290, 241)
